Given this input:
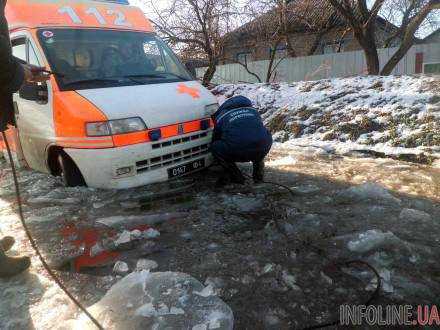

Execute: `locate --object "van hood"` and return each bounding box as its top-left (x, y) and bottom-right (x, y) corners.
top-left (76, 81), bottom-right (217, 128)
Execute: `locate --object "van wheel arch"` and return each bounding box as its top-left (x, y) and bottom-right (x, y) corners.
top-left (47, 146), bottom-right (87, 187)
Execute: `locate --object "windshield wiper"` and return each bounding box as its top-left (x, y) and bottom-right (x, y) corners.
top-left (63, 78), bottom-right (123, 86)
top-left (161, 72), bottom-right (191, 81)
top-left (123, 73), bottom-right (191, 81)
top-left (123, 74), bottom-right (166, 79)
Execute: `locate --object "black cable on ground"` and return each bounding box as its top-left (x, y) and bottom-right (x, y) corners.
top-left (302, 260), bottom-right (382, 330)
top-left (2, 132), bottom-right (104, 330)
top-left (241, 170), bottom-right (382, 329)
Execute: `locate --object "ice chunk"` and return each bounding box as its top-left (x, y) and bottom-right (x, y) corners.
top-left (143, 228), bottom-right (160, 239)
top-left (74, 271), bottom-right (233, 329)
top-left (136, 259), bottom-right (158, 271)
top-left (195, 285), bottom-right (215, 297)
top-left (89, 242), bottom-right (105, 258)
top-left (225, 195), bottom-right (264, 213)
top-left (207, 243), bottom-right (221, 251)
top-left (113, 261), bottom-right (129, 275)
top-left (27, 197), bottom-right (81, 205)
top-left (366, 269), bottom-right (394, 293)
top-left (399, 208), bottom-right (432, 222)
top-left (114, 231), bottom-right (131, 246)
top-left (347, 230), bottom-right (395, 254)
top-left (96, 212), bottom-right (188, 228)
top-left (180, 231), bottom-right (193, 241)
top-left (282, 271), bottom-right (300, 291)
top-left (131, 230), bottom-right (142, 239)
top-left (336, 183), bottom-right (401, 205)
top-left (262, 264), bottom-right (275, 274)
top-left (290, 184), bottom-right (321, 195)
top-left (135, 303), bottom-right (185, 317)
top-left (193, 325), bottom-right (207, 330)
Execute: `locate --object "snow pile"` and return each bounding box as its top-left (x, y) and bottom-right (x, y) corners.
top-left (212, 75), bottom-right (440, 163)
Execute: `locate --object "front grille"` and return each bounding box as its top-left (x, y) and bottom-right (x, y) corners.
top-left (152, 132), bottom-right (209, 150)
top-left (136, 144), bottom-right (209, 173)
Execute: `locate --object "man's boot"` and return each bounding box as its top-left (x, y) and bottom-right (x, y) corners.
top-left (0, 246), bottom-right (31, 278)
top-left (0, 236), bottom-right (15, 252)
top-left (215, 155), bottom-right (245, 185)
top-left (229, 163), bottom-right (245, 184)
top-left (253, 160), bottom-right (265, 183)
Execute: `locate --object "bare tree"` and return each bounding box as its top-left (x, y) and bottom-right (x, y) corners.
top-left (326, 0), bottom-right (440, 75)
top-left (226, 0), bottom-right (340, 82)
top-left (380, 0), bottom-right (440, 74)
top-left (145, 0), bottom-right (241, 85)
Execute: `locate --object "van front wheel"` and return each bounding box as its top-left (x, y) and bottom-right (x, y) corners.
top-left (57, 152), bottom-right (86, 187)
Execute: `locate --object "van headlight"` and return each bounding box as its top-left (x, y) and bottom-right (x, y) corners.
top-left (86, 117), bottom-right (146, 136)
top-left (86, 121), bottom-right (111, 136)
top-left (204, 103), bottom-right (219, 116)
top-left (109, 118), bottom-right (146, 135)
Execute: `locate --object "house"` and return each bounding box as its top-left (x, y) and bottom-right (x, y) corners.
top-left (221, 0), bottom-right (400, 65)
top-left (423, 29), bottom-right (440, 44)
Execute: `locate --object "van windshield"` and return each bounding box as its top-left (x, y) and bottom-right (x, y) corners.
top-left (37, 29), bottom-right (193, 91)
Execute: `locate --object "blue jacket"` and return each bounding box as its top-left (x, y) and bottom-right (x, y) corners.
top-left (212, 96), bottom-right (272, 157)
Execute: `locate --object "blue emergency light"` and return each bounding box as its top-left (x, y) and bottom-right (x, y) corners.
top-left (93, 0), bottom-right (130, 4)
top-left (149, 129), bottom-right (162, 141)
top-left (200, 119), bottom-right (210, 130)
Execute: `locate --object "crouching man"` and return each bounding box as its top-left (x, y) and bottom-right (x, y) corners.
top-left (211, 96), bottom-right (272, 185)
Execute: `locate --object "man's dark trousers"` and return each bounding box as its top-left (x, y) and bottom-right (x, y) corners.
top-left (211, 140), bottom-right (269, 182)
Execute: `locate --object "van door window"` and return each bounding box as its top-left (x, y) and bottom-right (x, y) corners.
top-left (28, 42), bottom-right (41, 66)
top-left (12, 38), bottom-right (27, 62)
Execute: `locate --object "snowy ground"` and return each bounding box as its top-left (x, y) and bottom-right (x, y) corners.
top-left (0, 75), bottom-right (439, 329)
top-left (212, 75), bottom-right (440, 165)
top-left (0, 142), bottom-right (439, 329)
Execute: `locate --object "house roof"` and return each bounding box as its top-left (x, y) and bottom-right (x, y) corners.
top-left (224, 0), bottom-right (398, 43)
top-left (423, 28), bottom-right (440, 43)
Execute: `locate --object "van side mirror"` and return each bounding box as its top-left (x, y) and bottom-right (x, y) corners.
top-left (19, 83), bottom-right (48, 104)
top-left (185, 62), bottom-right (197, 78)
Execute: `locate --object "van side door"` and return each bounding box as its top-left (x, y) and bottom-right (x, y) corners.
top-left (11, 34), bottom-right (55, 174)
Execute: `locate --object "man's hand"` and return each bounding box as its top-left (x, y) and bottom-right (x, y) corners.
top-left (22, 64), bottom-right (50, 83)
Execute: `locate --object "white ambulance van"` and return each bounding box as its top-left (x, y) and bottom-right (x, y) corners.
top-left (2, 0), bottom-right (217, 189)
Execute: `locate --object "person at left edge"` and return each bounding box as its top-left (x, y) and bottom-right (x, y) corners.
top-left (0, 0), bottom-right (49, 278)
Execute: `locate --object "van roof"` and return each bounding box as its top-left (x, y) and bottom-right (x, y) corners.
top-left (6, 0), bottom-right (153, 33)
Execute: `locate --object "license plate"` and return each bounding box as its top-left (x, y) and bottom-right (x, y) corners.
top-left (168, 158), bottom-right (205, 178)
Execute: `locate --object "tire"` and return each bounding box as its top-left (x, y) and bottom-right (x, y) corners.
top-left (57, 151), bottom-right (86, 187)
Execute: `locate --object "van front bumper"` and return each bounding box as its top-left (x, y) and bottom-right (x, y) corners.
top-left (65, 131), bottom-right (213, 189)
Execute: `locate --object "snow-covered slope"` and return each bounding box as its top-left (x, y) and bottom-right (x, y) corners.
top-left (212, 75), bottom-right (440, 164)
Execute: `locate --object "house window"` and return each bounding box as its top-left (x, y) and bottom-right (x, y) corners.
top-left (269, 45), bottom-right (286, 59)
top-left (424, 62), bottom-right (440, 74)
top-left (236, 52), bottom-right (251, 65)
top-left (322, 40), bottom-right (345, 54)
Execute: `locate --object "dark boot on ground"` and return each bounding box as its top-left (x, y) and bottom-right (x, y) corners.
top-left (213, 155), bottom-right (246, 185)
top-left (215, 175), bottom-right (231, 188)
top-left (0, 236), bottom-right (15, 252)
top-left (230, 171), bottom-right (246, 185)
top-left (253, 160), bottom-right (265, 183)
top-left (0, 255), bottom-right (31, 278)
